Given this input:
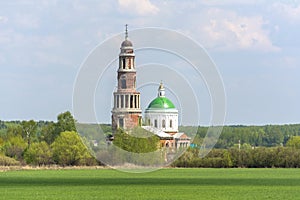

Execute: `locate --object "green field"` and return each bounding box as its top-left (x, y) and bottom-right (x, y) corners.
top-left (1, 168), bottom-right (300, 199)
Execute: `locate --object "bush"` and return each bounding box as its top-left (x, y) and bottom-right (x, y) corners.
top-left (0, 154), bottom-right (20, 166)
top-left (51, 131), bottom-right (94, 166)
top-left (24, 142), bottom-right (52, 166)
top-left (3, 135), bottom-right (27, 160)
top-left (173, 147), bottom-right (300, 168)
top-left (113, 128), bottom-right (160, 153)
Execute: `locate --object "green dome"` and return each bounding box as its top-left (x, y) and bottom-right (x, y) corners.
top-left (147, 97), bottom-right (176, 109)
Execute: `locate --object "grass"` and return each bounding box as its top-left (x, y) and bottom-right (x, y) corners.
top-left (1, 168), bottom-right (300, 199)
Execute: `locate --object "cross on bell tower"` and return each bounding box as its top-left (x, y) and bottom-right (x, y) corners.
top-left (111, 25), bottom-right (142, 133)
top-left (125, 24), bottom-right (128, 39)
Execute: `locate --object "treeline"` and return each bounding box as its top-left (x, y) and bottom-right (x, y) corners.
top-left (0, 111), bottom-right (97, 166)
top-left (180, 124), bottom-right (300, 148)
top-left (2, 117), bottom-right (300, 168)
top-left (172, 146), bottom-right (300, 168)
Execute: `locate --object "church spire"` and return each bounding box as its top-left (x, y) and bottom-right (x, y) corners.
top-left (125, 24), bottom-right (128, 40)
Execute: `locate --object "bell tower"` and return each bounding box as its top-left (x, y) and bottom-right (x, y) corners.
top-left (111, 25), bottom-right (142, 133)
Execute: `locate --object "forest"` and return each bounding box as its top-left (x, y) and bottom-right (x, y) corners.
top-left (1, 112), bottom-right (300, 167)
top-left (180, 124), bottom-right (300, 148)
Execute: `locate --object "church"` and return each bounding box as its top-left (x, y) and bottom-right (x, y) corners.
top-left (111, 26), bottom-right (190, 149)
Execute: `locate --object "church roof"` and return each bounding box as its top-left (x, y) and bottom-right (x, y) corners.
top-left (121, 24), bottom-right (133, 47)
top-left (146, 82), bottom-right (177, 110)
top-left (121, 39), bottom-right (133, 47)
top-left (142, 126), bottom-right (173, 138)
top-left (146, 96), bottom-right (176, 110)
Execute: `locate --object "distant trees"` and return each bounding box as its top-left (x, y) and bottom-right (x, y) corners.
top-left (1, 116), bottom-right (300, 168)
top-left (180, 124), bottom-right (300, 148)
top-left (172, 147), bottom-right (300, 168)
top-left (286, 136), bottom-right (300, 149)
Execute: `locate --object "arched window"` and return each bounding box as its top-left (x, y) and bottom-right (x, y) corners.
top-left (165, 141), bottom-right (169, 148)
top-left (170, 120), bottom-right (173, 128)
top-left (154, 119), bottom-right (157, 128)
top-left (162, 119), bottom-right (166, 128)
top-left (119, 118), bottom-right (124, 128)
top-left (121, 75), bottom-right (126, 89)
top-left (122, 58), bottom-right (126, 69)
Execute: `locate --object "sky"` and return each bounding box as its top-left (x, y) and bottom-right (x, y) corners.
top-left (0, 0), bottom-right (300, 125)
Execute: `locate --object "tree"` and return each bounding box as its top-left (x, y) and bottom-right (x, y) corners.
top-left (24, 142), bottom-right (52, 166)
top-left (56, 111), bottom-right (77, 134)
top-left (286, 136), bottom-right (300, 149)
top-left (113, 128), bottom-right (160, 153)
top-left (21, 120), bottom-right (37, 148)
top-left (3, 135), bottom-right (27, 160)
top-left (40, 111), bottom-right (77, 144)
top-left (5, 124), bottom-right (22, 139)
top-left (40, 122), bottom-right (56, 144)
top-left (51, 131), bottom-right (91, 166)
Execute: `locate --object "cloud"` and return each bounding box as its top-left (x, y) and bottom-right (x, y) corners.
top-left (273, 2), bottom-right (300, 22)
top-left (118, 0), bottom-right (159, 16)
top-left (199, 8), bottom-right (280, 52)
top-left (0, 27), bottom-right (71, 68)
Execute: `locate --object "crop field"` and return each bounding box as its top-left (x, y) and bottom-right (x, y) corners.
top-left (0, 168), bottom-right (300, 200)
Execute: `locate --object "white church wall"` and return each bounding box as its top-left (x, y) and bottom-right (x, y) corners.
top-left (144, 111), bottom-right (178, 133)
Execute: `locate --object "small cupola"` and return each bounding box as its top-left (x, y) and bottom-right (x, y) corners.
top-left (158, 82), bottom-right (165, 97)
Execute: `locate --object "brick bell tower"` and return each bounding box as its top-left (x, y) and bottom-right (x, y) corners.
top-left (111, 25), bottom-right (142, 133)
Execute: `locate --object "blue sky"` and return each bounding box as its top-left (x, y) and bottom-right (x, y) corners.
top-left (0, 0), bottom-right (300, 125)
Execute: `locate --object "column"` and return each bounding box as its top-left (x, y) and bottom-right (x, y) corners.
top-left (126, 95), bottom-right (129, 108)
top-left (132, 94), bottom-right (135, 109)
top-left (123, 95), bottom-right (125, 108)
top-left (118, 95), bottom-right (121, 108)
top-left (138, 94), bottom-right (140, 109)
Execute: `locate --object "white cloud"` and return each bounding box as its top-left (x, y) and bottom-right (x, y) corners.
top-left (199, 8), bottom-right (280, 52)
top-left (273, 2), bottom-right (300, 22)
top-left (118, 0), bottom-right (159, 16)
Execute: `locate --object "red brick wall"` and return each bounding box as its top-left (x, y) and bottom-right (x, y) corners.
top-left (118, 72), bottom-right (136, 91)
